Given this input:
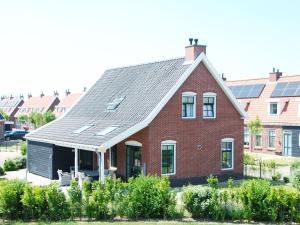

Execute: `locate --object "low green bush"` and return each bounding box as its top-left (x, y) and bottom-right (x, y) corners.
top-left (0, 179), bottom-right (26, 220)
top-left (182, 186), bottom-right (218, 218)
top-left (227, 177), bottom-right (233, 188)
top-left (291, 160), bottom-right (300, 169)
top-left (238, 179), bottom-right (271, 221)
top-left (293, 172), bottom-right (300, 191)
top-left (3, 159), bottom-right (17, 171)
top-left (283, 176), bottom-right (290, 183)
top-left (244, 153), bottom-right (255, 165)
top-left (20, 141), bottom-right (27, 156)
top-left (121, 175), bottom-right (177, 219)
top-left (15, 156), bottom-right (26, 169)
top-left (68, 180), bottom-right (83, 219)
top-left (207, 174), bottom-right (218, 189)
top-left (0, 166), bottom-right (5, 176)
top-left (271, 172), bottom-right (281, 181)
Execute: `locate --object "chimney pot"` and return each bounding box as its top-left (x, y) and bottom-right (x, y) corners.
top-left (194, 39), bottom-right (198, 45)
top-left (189, 38), bottom-right (193, 46)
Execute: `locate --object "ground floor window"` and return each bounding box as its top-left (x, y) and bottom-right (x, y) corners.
top-left (221, 138), bottom-right (234, 169)
top-left (244, 127), bottom-right (249, 146)
top-left (255, 131), bottom-right (262, 147)
top-left (268, 129), bottom-right (276, 148)
top-left (110, 145), bottom-right (117, 168)
top-left (161, 141), bottom-right (176, 175)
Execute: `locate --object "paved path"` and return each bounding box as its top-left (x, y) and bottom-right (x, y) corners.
top-left (0, 151), bottom-right (21, 166)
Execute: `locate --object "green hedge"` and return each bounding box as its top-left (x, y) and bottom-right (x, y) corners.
top-left (3, 157), bottom-right (26, 172)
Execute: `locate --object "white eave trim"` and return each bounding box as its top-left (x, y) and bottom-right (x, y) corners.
top-left (101, 53), bottom-right (246, 149)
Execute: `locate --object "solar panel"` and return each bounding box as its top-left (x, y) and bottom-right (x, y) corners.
top-left (271, 82), bottom-right (300, 97)
top-left (229, 84), bottom-right (265, 99)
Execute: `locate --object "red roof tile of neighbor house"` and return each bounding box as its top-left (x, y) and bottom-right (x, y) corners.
top-left (54, 93), bottom-right (82, 118)
top-left (0, 97), bottom-right (24, 117)
top-left (16, 95), bottom-right (60, 117)
top-left (226, 72), bottom-right (300, 126)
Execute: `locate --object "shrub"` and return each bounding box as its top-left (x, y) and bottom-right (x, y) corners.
top-left (0, 166), bottom-right (5, 176)
top-left (15, 157), bottom-right (26, 169)
top-left (291, 160), bottom-right (300, 169)
top-left (182, 186), bottom-right (218, 218)
top-left (238, 179), bottom-right (271, 221)
top-left (3, 159), bottom-right (17, 171)
top-left (267, 187), bottom-right (300, 222)
top-left (121, 175), bottom-right (177, 219)
top-left (293, 172), bottom-right (300, 191)
top-left (82, 180), bottom-right (93, 220)
top-left (271, 172), bottom-right (282, 181)
top-left (283, 176), bottom-right (290, 183)
top-left (20, 141), bottom-right (27, 156)
top-left (207, 174), bottom-right (218, 189)
top-left (244, 153), bottom-right (255, 165)
top-left (227, 177), bottom-right (233, 188)
top-left (45, 183), bottom-right (70, 221)
top-left (0, 179), bottom-right (26, 220)
top-left (90, 181), bottom-right (110, 219)
top-left (68, 180), bottom-right (82, 219)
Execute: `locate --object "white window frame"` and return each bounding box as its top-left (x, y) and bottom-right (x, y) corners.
top-left (244, 127), bottom-right (250, 147)
top-left (298, 133), bottom-right (300, 147)
top-left (203, 92), bottom-right (217, 119)
top-left (182, 92), bottom-right (196, 119)
top-left (268, 129), bottom-right (276, 149)
top-left (268, 101), bottom-right (280, 116)
top-left (161, 140), bottom-right (176, 176)
top-left (221, 138), bottom-right (234, 170)
top-left (255, 131), bottom-right (262, 148)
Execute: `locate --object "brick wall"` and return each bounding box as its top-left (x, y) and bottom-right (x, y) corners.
top-left (109, 62), bottom-right (244, 183)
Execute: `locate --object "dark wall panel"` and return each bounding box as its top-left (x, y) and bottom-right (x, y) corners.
top-left (52, 145), bottom-right (74, 179)
top-left (27, 141), bottom-right (53, 179)
top-left (283, 126), bottom-right (300, 157)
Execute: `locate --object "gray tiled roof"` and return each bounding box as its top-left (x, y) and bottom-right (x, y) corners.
top-left (27, 57), bottom-right (190, 148)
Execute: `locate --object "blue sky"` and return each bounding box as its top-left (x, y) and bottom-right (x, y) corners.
top-left (1, 0), bottom-right (300, 96)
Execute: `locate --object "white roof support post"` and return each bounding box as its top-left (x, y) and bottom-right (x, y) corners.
top-left (96, 151), bottom-right (105, 183)
top-left (74, 148), bottom-right (79, 178)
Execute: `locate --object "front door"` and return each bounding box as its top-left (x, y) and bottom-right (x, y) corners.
top-left (283, 131), bottom-right (292, 156)
top-left (126, 145), bottom-right (142, 180)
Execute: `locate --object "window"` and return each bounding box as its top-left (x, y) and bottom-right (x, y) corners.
top-left (203, 92), bottom-right (216, 119)
top-left (268, 129), bottom-right (276, 148)
top-left (244, 127), bottom-right (250, 146)
top-left (269, 102), bottom-right (278, 115)
top-left (73, 125), bottom-right (92, 134)
top-left (255, 131), bottom-right (262, 148)
top-left (221, 138), bottom-right (234, 170)
top-left (182, 92), bottom-right (196, 118)
top-left (161, 140), bottom-right (176, 175)
top-left (110, 145), bottom-right (117, 168)
top-left (96, 126), bottom-right (118, 136)
top-left (106, 97), bottom-right (125, 111)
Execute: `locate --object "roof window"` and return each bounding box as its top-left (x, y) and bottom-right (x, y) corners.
top-left (73, 125), bottom-right (92, 134)
top-left (106, 97), bottom-right (125, 111)
top-left (96, 126), bottom-right (118, 136)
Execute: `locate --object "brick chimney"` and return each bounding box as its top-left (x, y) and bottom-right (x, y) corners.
top-left (269, 68), bottom-right (282, 82)
top-left (185, 38), bottom-right (206, 62)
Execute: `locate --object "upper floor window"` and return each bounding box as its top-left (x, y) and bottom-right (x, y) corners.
top-left (221, 138), bottom-right (234, 170)
top-left (244, 127), bottom-right (250, 146)
top-left (269, 102), bottom-right (278, 115)
top-left (268, 129), bottom-right (276, 149)
top-left (161, 140), bottom-right (176, 175)
top-left (182, 92), bottom-right (196, 119)
top-left (203, 92), bottom-right (216, 119)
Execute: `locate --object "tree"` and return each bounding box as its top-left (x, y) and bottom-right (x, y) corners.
top-left (18, 114), bottom-right (29, 124)
top-left (248, 116), bottom-right (263, 152)
top-left (0, 109), bottom-right (9, 120)
top-left (29, 112), bottom-right (44, 129)
top-left (43, 111), bottom-right (56, 124)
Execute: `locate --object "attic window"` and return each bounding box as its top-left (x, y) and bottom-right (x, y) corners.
top-left (73, 125), bottom-right (92, 134)
top-left (96, 126), bottom-right (118, 136)
top-left (106, 97), bottom-right (125, 111)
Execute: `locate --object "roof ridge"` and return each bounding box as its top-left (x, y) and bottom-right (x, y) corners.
top-left (106, 57), bottom-right (185, 71)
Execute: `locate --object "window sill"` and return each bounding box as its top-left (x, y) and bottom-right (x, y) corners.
top-left (268, 147), bottom-right (276, 151)
top-left (162, 173), bottom-right (176, 176)
top-left (244, 145), bottom-right (249, 148)
top-left (255, 147), bottom-right (262, 150)
top-left (221, 168), bottom-right (234, 171)
top-left (203, 117), bottom-right (216, 120)
top-left (182, 117), bottom-right (196, 120)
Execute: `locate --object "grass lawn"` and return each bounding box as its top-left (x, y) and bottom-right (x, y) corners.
top-left (2, 221), bottom-right (276, 225)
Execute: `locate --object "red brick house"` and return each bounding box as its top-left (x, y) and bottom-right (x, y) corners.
top-left (0, 96), bottom-right (24, 129)
top-left (54, 91), bottom-right (82, 118)
top-left (227, 69), bottom-right (300, 157)
top-left (15, 93), bottom-right (60, 129)
top-left (26, 39), bottom-right (246, 185)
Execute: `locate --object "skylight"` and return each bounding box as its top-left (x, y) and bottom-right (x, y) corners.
top-left (73, 125), bottom-right (92, 134)
top-left (96, 126), bottom-right (118, 136)
top-left (106, 97), bottom-right (125, 111)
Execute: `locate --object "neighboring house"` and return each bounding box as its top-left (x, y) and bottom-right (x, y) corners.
top-left (54, 91), bottom-right (82, 118)
top-left (227, 69), bottom-right (300, 157)
top-left (26, 39), bottom-right (246, 185)
top-left (0, 114), bottom-right (4, 141)
top-left (15, 93), bottom-right (60, 129)
top-left (0, 96), bottom-right (24, 129)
